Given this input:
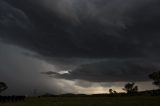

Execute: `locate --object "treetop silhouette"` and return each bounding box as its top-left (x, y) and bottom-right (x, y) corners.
top-left (123, 82), bottom-right (138, 94)
top-left (0, 82), bottom-right (8, 94)
top-left (149, 71), bottom-right (160, 88)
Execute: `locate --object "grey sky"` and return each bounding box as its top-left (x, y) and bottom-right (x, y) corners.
top-left (0, 0), bottom-right (160, 95)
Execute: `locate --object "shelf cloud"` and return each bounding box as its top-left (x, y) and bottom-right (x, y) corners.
top-left (0, 0), bottom-right (160, 95)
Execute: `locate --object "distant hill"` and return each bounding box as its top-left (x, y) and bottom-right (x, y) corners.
top-left (40, 89), bottom-right (160, 97)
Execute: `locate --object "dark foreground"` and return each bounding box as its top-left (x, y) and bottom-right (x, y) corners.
top-left (0, 96), bottom-right (160, 106)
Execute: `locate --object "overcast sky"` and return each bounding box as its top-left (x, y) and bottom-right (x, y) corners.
top-left (0, 0), bottom-right (160, 95)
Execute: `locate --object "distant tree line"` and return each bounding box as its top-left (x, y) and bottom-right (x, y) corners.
top-left (0, 96), bottom-right (25, 102)
top-left (0, 82), bottom-right (26, 102)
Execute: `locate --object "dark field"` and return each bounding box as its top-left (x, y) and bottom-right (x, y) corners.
top-left (0, 96), bottom-right (160, 106)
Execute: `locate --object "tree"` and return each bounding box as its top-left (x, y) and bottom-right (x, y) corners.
top-left (149, 71), bottom-right (160, 88)
top-left (0, 82), bottom-right (8, 93)
top-left (113, 90), bottom-right (117, 94)
top-left (123, 82), bottom-right (138, 94)
top-left (109, 89), bottom-right (113, 94)
top-left (109, 89), bottom-right (117, 95)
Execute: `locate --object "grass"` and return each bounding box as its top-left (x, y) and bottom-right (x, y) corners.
top-left (0, 96), bottom-right (160, 106)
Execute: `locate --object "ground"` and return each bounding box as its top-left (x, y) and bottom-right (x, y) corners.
top-left (0, 96), bottom-right (160, 106)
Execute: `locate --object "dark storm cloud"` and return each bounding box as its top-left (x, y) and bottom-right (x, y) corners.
top-left (1, 0), bottom-right (160, 88)
top-left (41, 71), bottom-right (58, 75)
top-left (0, 0), bottom-right (34, 49)
top-left (42, 59), bottom-right (160, 82)
top-left (0, 0), bottom-right (32, 28)
top-left (0, 0), bottom-right (160, 58)
top-left (1, 0), bottom-right (160, 94)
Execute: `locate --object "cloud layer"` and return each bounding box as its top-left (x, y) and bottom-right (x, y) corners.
top-left (42, 59), bottom-right (160, 82)
top-left (0, 0), bottom-right (160, 95)
top-left (0, 0), bottom-right (160, 58)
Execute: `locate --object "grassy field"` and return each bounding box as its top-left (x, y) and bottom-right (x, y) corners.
top-left (0, 96), bottom-right (160, 106)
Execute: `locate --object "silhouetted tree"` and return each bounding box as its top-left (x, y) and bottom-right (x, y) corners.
top-left (109, 89), bottom-right (113, 94)
top-left (109, 89), bottom-right (117, 95)
top-left (123, 82), bottom-right (138, 94)
top-left (113, 90), bottom-right (117, 94)
top-left (149, 71), bottom-right (160, 88)
top-left (0, 82), bottom-right (7, 93)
